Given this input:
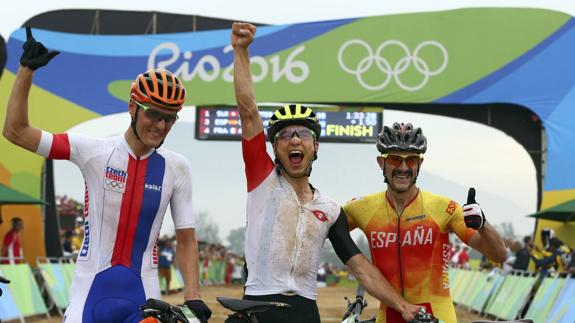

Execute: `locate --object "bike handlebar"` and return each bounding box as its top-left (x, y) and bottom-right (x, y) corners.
top-left (407, 310), bottom-right (438, 323)
top-left (140, 298), bottom-right (198, 323)
top-left (143, 298), bottom-right (172, 312)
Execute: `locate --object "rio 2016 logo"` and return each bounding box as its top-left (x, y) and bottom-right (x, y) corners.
top-left (338, 39), bottom-right (448, 91)
top-left (148, 43), bottom-right (309, 84)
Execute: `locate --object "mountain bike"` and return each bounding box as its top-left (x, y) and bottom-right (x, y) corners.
top-left (217, 296), bottom-right (291, 323)
top-left (341, 285), bottom-right (440, 323)
top-left (139, 298), bottom-right (200, 323)
top-left (341, 285), bottom-right (375, 323)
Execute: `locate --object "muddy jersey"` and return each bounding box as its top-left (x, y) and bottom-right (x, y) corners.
top-left (36, 131), bottom-right (195, 322)
top-left (242, 132), bottom-right (340, 300)
top-left (343, 190), bottom-right (476, 323)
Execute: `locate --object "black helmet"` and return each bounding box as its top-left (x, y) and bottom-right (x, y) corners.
top-left (376, 122), bottom-right (427, 154)
top-left (268, 104), bottom-right (321, 143)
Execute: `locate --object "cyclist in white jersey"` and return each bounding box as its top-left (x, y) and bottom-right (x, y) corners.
top-left (232, 22), bottom-right (421, 323)
top-left (3, 27), bottom-right (211, 323)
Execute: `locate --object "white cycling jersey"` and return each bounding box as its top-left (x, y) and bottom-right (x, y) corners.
top-left (242, 132), bottom-right (340, 300)
top-left (36, 131), bottom-right (195, 321)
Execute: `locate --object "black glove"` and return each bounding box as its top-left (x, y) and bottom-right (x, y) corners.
top-left (463, 187), bottom-right (486, 230)
top-left (20, 26), bottom-right (60, 70)
top-left (184, 299), bottom-right (212, 323)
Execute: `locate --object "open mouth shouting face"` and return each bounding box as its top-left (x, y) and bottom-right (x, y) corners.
top-left (273, 125), bottom-right (318, 178)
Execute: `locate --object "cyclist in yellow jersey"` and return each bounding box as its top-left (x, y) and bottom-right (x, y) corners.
top-left (343, 122), bottom-right (507, 323)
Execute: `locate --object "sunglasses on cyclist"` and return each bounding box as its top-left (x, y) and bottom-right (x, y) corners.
top-left (275, 127), bottom-right (316, 141)
top-left (133, 100), bottom-right (179, 125)
top-left (381, 153), bottom-right (423, 168)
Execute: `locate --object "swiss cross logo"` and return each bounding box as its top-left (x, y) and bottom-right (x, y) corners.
top-left (312, 210), bottom-right (328, 222)
top-left (446, 200), bottom-right (458, 215)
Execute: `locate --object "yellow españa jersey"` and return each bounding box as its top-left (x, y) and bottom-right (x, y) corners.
top-left (343, 190), bottom-right (477, 323)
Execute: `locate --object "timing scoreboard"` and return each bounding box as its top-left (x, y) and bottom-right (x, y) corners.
top-left (194, 106), bottom-right (383, 143)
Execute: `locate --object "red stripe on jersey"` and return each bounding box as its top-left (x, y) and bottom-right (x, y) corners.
top-left (242, 131), bottom-right (274, 192)
top-left (48, 133), bottom-right (71, 160)
top-left (111, 156), bottom-right (148, 267)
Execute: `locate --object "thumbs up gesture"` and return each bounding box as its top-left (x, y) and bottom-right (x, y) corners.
top-left (463, 187), bottom-right (486, 230)
top-left (20, 26), bottom-right (60, 70)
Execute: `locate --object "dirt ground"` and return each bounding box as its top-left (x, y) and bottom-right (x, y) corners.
top-left (23, 284), bottom-right (485, 322)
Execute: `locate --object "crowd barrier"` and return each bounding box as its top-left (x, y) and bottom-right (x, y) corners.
top-left (0, 267), bottom-right (23, 322)
top-left (484, 273), bottom-right (536, 319)
top-left (450, 267), bottom-right (575, 322)
top-left (7, 262), bottom-right (573, 322)
top-left (524, 276), bottom-right (564, 322)
top-left (159, 266), bottom-right (185, 292)
top-left (37, 257), bottom-right (71, 314)
top-left (547, 278), bottom-right (575, 323)
top-left (199, 259), bottom-right (228, 285)
top-left (0, 263), bottom-right (48, 321)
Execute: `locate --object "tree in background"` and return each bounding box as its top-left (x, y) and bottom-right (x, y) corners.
top-left (56, 195), bottom-right (83, 230)
top-left (495, 222), bottom-right (516, 240)
top-left (195, 211), bottom-right (221, 244)
top-left (226, 227), bottom-right (245, 255)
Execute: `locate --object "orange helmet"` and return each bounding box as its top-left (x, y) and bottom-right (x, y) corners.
top-left (130, 69), bottom-right (186, 111)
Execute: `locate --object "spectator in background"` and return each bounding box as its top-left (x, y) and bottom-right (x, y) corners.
top-left (62, 230), bottom-right (75, 258)
top-left (450, 245), bottom-right (461, 267)
top-left (158, 238), bottom-right (175, 295)
top-left (231, 257), bottom-right (245, 284)
top-left (458, 246), bottom-right (470, 269)
top-left (2, 217), bottom-right (24, 264)
top-left (512, 236), bottom-right (532, 271)
top-left (225, 253), bottom-right (234, 285)
top-left (71, 216), bottom-right (84, 254)
top-left (317, 263), bottom-right (327, 288)
top-left (565, 248), bottom-right (575, 276)
top-left (532, 237), bottom-right (568, 275)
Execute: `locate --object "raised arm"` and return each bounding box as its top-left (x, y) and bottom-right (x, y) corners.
top-left (231, 22), bottom-right (263, 140)
top-left (3, 66), bottom-right (41, 151)
top-left (3, 27), bottom-right (59, 152)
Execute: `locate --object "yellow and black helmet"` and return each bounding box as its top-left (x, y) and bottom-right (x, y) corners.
top-left (268, 104), bottom-right (321, 143)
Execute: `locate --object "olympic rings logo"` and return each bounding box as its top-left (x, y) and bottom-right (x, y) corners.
top-left (105, 179), bottom-right (125, 189)
top-left (337, 39), bottom-right (448, 92)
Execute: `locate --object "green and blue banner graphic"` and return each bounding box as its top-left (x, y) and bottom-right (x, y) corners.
top-left (525, 277), bottom-right (566, 322)
top-left (0, 269), bottom-right (21, 321)
top-left (0, 264), bottom-right (47, 317)
top-left (547, 278), bottom-right (575, 323)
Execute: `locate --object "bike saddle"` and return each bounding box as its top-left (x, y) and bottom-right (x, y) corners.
top-left (217, 297), bottom-right (291, 313)
top-left (472, 320), bottom-right (533, 323)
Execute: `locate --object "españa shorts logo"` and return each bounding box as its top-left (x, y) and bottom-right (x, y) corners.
top-left (104, 166), bottom-right (127, 193)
